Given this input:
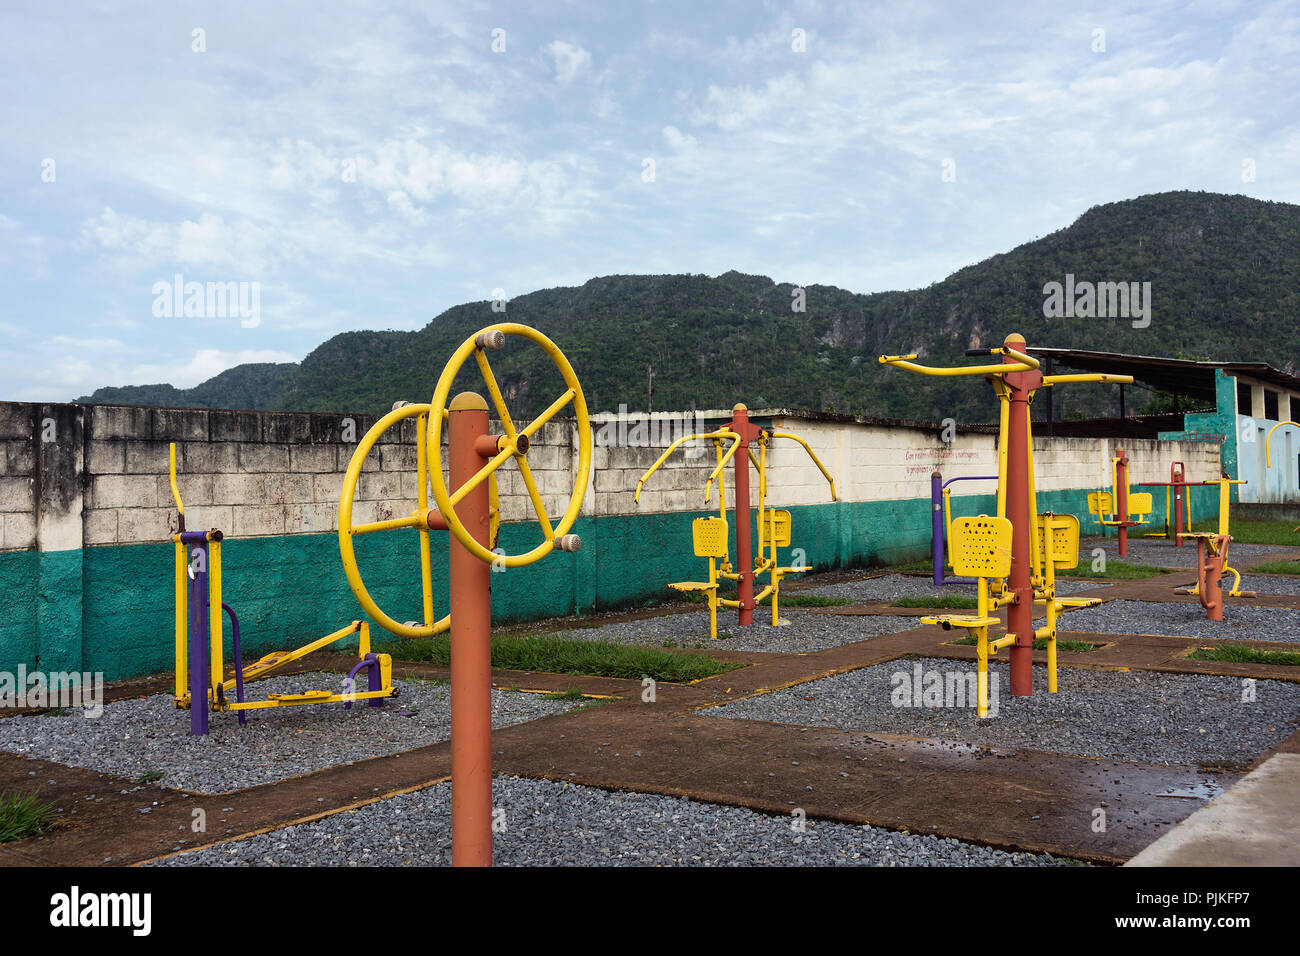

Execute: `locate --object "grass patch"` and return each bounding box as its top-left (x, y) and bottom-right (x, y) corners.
top-left (893, 595), bottom-right (979, 609)
top-left (1224, 520), bottom-right (1300, 546)
top-left (950, 635), bottom-right (1101, 653)
top-left (1249, 559), bottom-right (1300, 576)
top-left (1061, 560), bottom-right (1169, 579)
top-left (1188, 645), bottom-right (1300, 667)
top-left (379, 633), bottom-right (739, 683)
top-left (0, 791), bottom-right (55, 843)
top-left (541, 687), bottom-right (587, 701)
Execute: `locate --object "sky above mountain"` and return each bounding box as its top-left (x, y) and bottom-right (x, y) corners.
top-left (2, 0), bottom-right (1298, 402)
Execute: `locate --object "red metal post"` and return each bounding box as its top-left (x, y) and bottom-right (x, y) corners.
top-left (1115, 447), bottom-right (1130, 557)
top-left (732, 404), bottom-right (756, 626)
top-left (448, 392), bottom-right (493, 867)
top-left (1002, 333), bottom-right (1041, 697)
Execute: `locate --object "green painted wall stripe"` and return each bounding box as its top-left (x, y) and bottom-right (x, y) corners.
top-left (0, 485), bottom-right (1228, 681)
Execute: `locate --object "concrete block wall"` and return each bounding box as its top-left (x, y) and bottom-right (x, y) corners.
top-left (0, 401), bottom-right (1226, 554)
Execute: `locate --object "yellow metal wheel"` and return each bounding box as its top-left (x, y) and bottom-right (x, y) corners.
top-left (338, 402), bottom-right (499, 638)
top-left (428, 324), bottom-right (591, 569)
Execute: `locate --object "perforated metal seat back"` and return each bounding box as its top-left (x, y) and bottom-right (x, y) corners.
top-left (1088, 491), bottom-right (1113, 517)
top-left (1036, 513), bottom-right (1080, 569)
top-left (692, 517), bottom-right (729, 559)
top-left (768, 510), bottom-right (792, 548)
top-left (1128, 492), bottom-right (1154, 518)
top-left (950, 515), bottom-right (1013, 579)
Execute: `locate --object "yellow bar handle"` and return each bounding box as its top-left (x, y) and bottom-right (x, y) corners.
top-left (770, 431), bottom-right (838, 500)
top-left (1042, 373), bottom-right (1134, 386)
top-left (634, 429), bottom-right (734, 502)
top-left (169, 443), bottom-right (184, 516)
top-left (878, 345), bottom-right (1040, 378)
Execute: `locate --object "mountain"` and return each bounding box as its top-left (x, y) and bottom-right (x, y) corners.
top-left (77, 191), bottom-right (1300, 424)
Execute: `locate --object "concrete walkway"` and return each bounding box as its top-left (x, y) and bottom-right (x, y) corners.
top-left (1126, 752), bottom-right (1300, 866)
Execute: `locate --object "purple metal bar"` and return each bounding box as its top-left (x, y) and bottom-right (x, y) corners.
top-left (931, 473), bottom-right (999, 585)
top-left (188, 563), bottom-right (209, 736)
top-left (343, 654), bottom-right (383, 710)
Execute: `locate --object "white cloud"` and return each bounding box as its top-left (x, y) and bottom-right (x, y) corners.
top-left (547, 40), bottom-right (592, 85)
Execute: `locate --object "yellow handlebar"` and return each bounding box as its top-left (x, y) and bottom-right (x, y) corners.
top-left (634, 429), bottom-right (736, 503)
top-left (1041, 373), bottom-right (1134, 386)
top-left (769, 431), bottom-right (837, 500)
top-left (169, 443), bottom-right (184, 516)
top-left (877, 345), bottom-right (1039, 378)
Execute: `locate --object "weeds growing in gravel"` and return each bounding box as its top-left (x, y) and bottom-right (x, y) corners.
top-left (378, 634), bottom-right (739, 682)
top-left (0, 791), bottom-right (55, 843)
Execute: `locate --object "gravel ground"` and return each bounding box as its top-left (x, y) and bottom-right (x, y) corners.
top-left (1059, 599), bottom-right (1300, 643)
top-left (1080, 536), bottom-right (1294, 568)
top-left (0, 672), bottom-right (576, 794)
top-left (708, 658), bottom-right (1300, 768)
top-left (554, 607), bottom-right (922, 653)
top-left (1236, 573), bottom-right (1300, 596)
top-left (152, 774), bottom-right (1074, 867)
top-left (799, 573), bottom-right (1108, 603)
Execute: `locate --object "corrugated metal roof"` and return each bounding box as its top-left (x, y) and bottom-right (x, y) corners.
top-left (1028, 347), bottom-right (1300, 403)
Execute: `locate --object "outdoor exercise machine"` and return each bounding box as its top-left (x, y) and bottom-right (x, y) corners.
top-left (930, 470), bottom-right (998, 585)
top-left (1137, 461), bottom-right (1205, 546)
top-left (1086, 447), bottom-right (1153, 557)
top-left (168, 445), bottom-right (396, 737)
top-left (880, 333), bottom-right (1133, 706)
top-left (336, 323), bottom-right (590, 867)
top-left (633, 404), bottom-right (836, 639)
top-left (1173, 476), bottom-right (1254, 619)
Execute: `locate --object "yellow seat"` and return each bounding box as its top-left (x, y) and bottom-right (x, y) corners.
top-left (670, 517), bottom-right (729, 639)
top-left (1036, 513), bottom-right (1080, 570)
top-left (925, 515), bottom-right (1012, 718)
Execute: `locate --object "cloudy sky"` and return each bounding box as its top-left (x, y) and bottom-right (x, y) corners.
top-left (2, 0), bottom-right (1297, 402)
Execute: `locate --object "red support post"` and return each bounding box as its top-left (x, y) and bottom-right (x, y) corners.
top-left (1115, 447), bottom-right (1130, 557)
top-left (447, 392), bottom-right (494, 867)
top-left (1001, 333), bottom-right (1041, 698)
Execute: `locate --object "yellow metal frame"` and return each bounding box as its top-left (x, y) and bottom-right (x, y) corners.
top-left (427, 323), bottom-right (591, 569)
top-left (337, 402), bottom-right (499, 639)
top-left (880, 347), bottom-right (1125, 713)
top-left (1179, 477), bottom-right (1250, 598)
top-left (637, 421), bottom-right (836, 632)
top-left (169, 444), bottom-right (396, 718)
